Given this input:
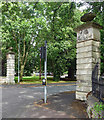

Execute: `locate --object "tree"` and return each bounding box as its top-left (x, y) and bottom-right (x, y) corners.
top-left (1, 2), bottom-right (82, 81)
top-left (43, 2), bottom-right (81, 81)
top-left (2, 2), bottom-right (47, 80)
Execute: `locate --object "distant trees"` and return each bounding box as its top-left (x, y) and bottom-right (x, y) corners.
top-left (2, 1), bottom-right (103, 81)
top-left (2, 2), bottom-right (47, 80)
top-left (1, 2), bottom-right (82, 81)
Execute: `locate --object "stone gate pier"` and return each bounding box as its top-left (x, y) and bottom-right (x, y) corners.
top-left (6, 48), bottom-right (15, 84)
top-left (75, 16), bottom-right (102, 100)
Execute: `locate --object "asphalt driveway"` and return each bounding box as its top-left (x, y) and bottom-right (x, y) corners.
top-left (1, 83), bottom-right (76, 118)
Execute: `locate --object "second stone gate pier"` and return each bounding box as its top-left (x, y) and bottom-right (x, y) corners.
top-left (74, 13), bottom-right (102, 100)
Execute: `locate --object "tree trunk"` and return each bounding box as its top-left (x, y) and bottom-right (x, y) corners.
top-left (68, 67), bottom-right (74, 80)
top-left (19, 39), bottom-right (29, 81)
top-left (53, 64), bottom-right (60, 81)
top-left (20, 65), bottom-right (25, 81)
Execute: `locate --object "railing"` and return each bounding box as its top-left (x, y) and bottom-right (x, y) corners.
top-left (92, 62), bottom-right (104, 103)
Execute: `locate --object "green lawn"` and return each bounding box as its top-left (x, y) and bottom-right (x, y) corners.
top-left (15, 76), bottom-right (75, 84)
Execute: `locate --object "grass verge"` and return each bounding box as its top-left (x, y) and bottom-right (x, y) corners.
top-left (15, 76), bottom-right (75, 84)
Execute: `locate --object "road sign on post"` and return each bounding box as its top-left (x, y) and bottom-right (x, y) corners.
top-left (41, 46), bottom-right (46, 59)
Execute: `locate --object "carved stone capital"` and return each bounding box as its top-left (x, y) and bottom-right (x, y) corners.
top-left (77, 27), bottom-right (100, 42)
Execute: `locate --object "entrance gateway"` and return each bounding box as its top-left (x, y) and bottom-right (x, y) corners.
top-left (0, 13), bottom-right (102, 102)
top-left (74, 13), bottom-right (102, 100)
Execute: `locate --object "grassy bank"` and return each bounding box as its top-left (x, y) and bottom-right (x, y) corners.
top-left (15, 76), bottom-right (75, 84)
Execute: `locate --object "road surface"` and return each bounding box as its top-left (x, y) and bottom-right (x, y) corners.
top-left (1, 83), bottom-right (76, 118)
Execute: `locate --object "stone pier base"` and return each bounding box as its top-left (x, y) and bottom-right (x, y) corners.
top-left (6, 51), bottom-right (15, 84)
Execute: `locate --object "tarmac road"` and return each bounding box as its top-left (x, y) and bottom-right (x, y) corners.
top-left (1, 83), bottom-right (76, 118)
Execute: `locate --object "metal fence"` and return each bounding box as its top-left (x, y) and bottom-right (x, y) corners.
top-left (92, 62), bottom-right (104, 103)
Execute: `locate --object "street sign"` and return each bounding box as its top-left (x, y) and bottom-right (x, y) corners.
top-left (41, 46), bottom-right (46, 59)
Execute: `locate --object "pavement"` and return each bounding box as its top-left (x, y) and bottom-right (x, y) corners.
top-left (35, 91), bottom-right (88, 119)
top-left (1, 83), bottom-right (89, 119)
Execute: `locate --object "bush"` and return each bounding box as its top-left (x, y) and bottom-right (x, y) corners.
top-left (93, 102), bottom-right (104, 118)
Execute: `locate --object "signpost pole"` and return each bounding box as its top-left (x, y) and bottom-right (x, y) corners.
top-left (44, 41), bottom-right (47, 103)
top-left (18, 39), bottom-right (20, 83)
top-left (39, 48), bottom-right (41, 80)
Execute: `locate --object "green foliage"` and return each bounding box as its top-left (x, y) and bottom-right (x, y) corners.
top-left (93, 102), bottom-right (104, 118)
top-left (2, 1), bottom-right (103, 81)
top-left (44, 2), bottom-right (81, 81)
top-left (1, 2), bottom-right (47, 79)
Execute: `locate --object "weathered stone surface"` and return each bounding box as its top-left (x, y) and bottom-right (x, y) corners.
top-left (77, 58), bottom-right (92, 64)
top-left (0, 77), bottom-right (6, 83)
top-left (77, 45), bottom-right (92, 53)
top-left (74, 22), bottom-right (102, 32)
top-left (92, 40), bottom-right (100, 46)
top-left (77, 63), bottom-right (92, 69)
top-left (76, 85), bottom-right (92, 92)
top-left (77, 81), bottom-right (92, 86)
top-left (7, 60), bottom-right (15, 63)
top-left (77, 40), bottom-right (100, 48)
top-left (77, 53), bottom-right (100, 62)
top-left (76, 69), bottom-right (93, 75)
top-left (76, 74), bottom-right (92, 81)
top-left (77, 57), bottom-right (100, 64)
top-left (77, 65), bottom-right (100, 71)
top-left (92, 45), bottom-right (100, 52)
top-left (7, 54), bottom-right (15, 59)
top-left (7, 64), bottom-right (15, 66)
top-left (77, 28), bottom-right (100, 42)
top-left (6, 53), bottom-right (15, 84)
top-left (77, 45), bottom-right (99, 53)
top-left (77, 52), bottom-right (92, 58)
top-left (92, 52), bottom-right (100, 58)
top-left (76, 91), bottom-right (88, 100)
top-left (75, 21), bottom-right (102, 101)
top-left (77, 40), bottom-right (93, 48)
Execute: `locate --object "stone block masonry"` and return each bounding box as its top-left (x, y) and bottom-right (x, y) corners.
top-left (75, 22), bottom-right (102, 100)
top-left (6, 52), bottom-right (15, 84)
